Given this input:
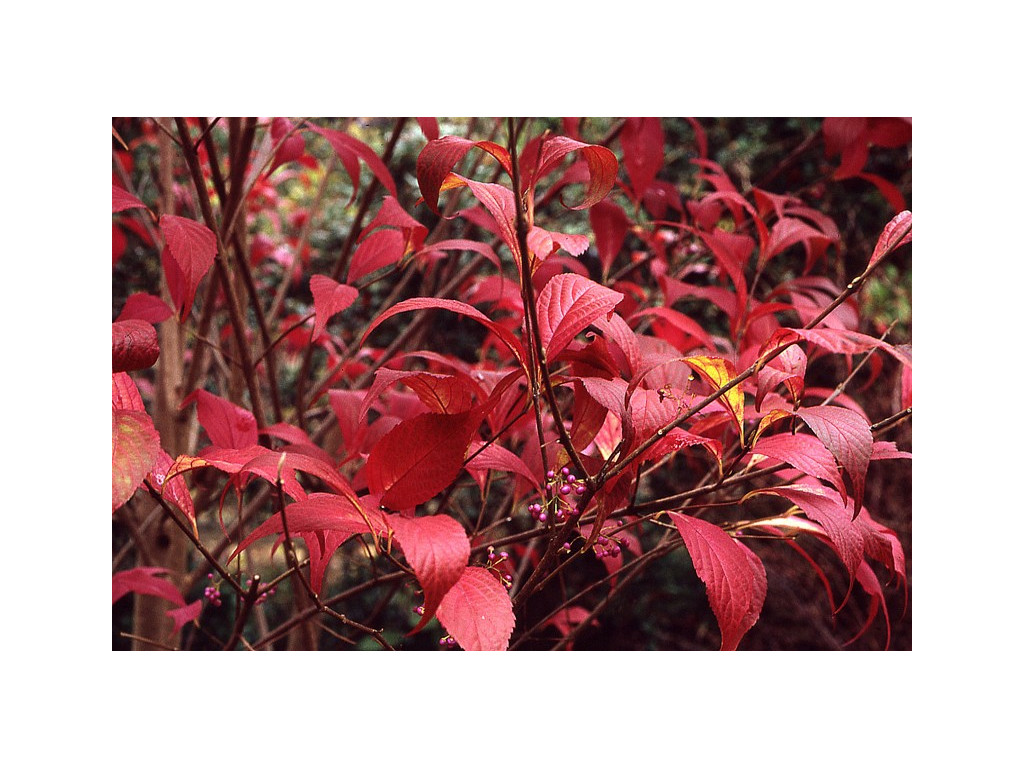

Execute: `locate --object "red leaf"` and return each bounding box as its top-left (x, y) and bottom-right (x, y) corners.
top-left (182, 389), bottom-right (258, 449)
top-left (466, 440), bottom-right (543, 493)
top-left (112, 408), bottom-right (161, 512)
top-left (752, 433), bottom-right (845, 498)
top-left (112, 371), bottom-right (145, 411)
top-left (524, 135), bottom-right (618, 210)
top-left (416, 136), bottom-right (512, 215)
top-left (536, 273), bottom-right (624, 361)
top-left (669, 513), bottom-right (766, 650)
top-left (268, 117), bottom-right (306, 173)
top-left (115, 293), bottom-right (173, 324)
top-left (747, 484), bottom-right (864, 598)
top-left (112, 185), bottom-right (148, 213)
top-left (148, 450), bottom-right (196, 528)
top-left (158, 214), bottom-right (218, 319)
top-left (416, 117), bottom-right (440, 142)
top-left (418, 238), bottom-right (501, 271)
top-left (869, 210), bottom-right (912, 267)
top-left (361, 296), bottom-right (525, 364)
top-left (112, 319), bottom-right (159, 372)
top-left (796, 405), bottom-right (873, 515)
top-left (620, 117), bottom-right (664, 202)
top-left (527, 225), bottom-right (589, 262)
top-left (112, 567), bottom-right (186, 606)
top-left (365, 410), bottom-right (480, 510)
top-left (389, 513), bottom-right (470, 633)
top-left (229, 492), bottom-right (387, 565)
top-left (792, 327), bottom-right (911, 368)
top-left (588, 199), bottom-right (632, 278)
top-left (347, 228), bottom-right (407, 284)
top-left (402, 372), bottom-right (480, 414)
top-left (633, 306), bottom-right (717, 355)
top-left (451, 175), bottom-right (521, 261)
top-left (309, 275), bottom-right (359, 341)
top-left (755, 338), bottom-right (806, 410)
top-left (311, 123), bottom-right (398, 202)
top-left (436, 566), bottom-right (515, 651)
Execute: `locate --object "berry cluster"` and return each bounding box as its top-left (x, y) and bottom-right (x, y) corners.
top-left (486, 548), bottom-right (514, 590)
top-left (438, 635), bottom-right (458, 649)
top-left (526, 467), bottom-right (585, 523)
top-left (203, 573), bottom-right (222, 607)
top-left (245, 577), bottom-right (276, 606)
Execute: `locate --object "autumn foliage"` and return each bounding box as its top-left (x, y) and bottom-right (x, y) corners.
top-left (112, 117), bottom-right (911, 651)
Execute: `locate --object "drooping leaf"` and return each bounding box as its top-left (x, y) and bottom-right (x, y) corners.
top-left (418, 238), bottom-right (501, 271)
top-left (791, 328), bottom-right (912, 368)
top-left (182, 389), bottom-right (258, 450)
top-left (620, 117), bottom-right (664, 202)
top-left (683, 355), bottom-right (745, 443)
top-left (436, 566), bottom-right (515, 651)
top-left (389, 513), bottom-right (470, 633)
top-left (416, 117), bottom-right (440, 141)
top-left (752, 433), bottom-right (845, 498)
top-left (796, 405), bottom-right (873, 515)
top-left (450, 175), bottom-right (521, 261)
top-left (310, 123), bottom-right (398, 202)
top-left (229, 492), bottom-right (387, 564)
top-left (112, 319), bottom-right (159, 372)
top-left (112, 408), bottom-right (161, 512)
top-left (365, 410), bottom-right (480, 510)
top-left (746, 483), bottom-right (864, 600)
top-left (588, 198), bottom-right (632, 279)
top-left (347, 228), bottom-right (408, 284)
top-left (361, 296), bottom-right (525, 365)
top-left (158, 214), bottom-right (218, 320)
top-left (755, 337), bottom-right (807, 410)
top-left (669, 512), bottom-right (766, 650)
top-left (112, 185), bottom-right (148, 213)
top-left (466, 440), bottom-right (543, 493)
top-left (536, 273), bottom-right (624, 361)
top-left (267, 117), bottom-right (306, 174)
top-left (634, 307), bottom-right (717, 355)
top-left (309, 275), bottom-right (359, 341)
top-left (112, 567), bottom-right (186, 606)
top-left (115, 293), bottom-right (173, 324)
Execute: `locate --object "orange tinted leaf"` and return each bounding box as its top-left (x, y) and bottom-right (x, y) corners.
top-left (683, 355), bottom-right (745, 443)
top-left (112, 409), bottom-right (161, 512)
top-left (416, 136), bottom-right (512, 215)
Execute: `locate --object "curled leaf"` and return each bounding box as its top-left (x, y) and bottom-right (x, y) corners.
top-left (112, 319), bottom-right (159, 372)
